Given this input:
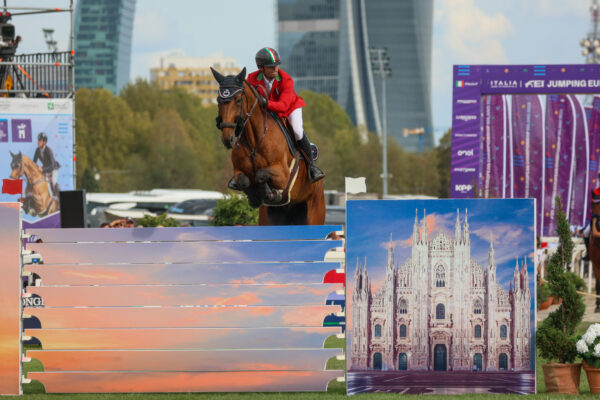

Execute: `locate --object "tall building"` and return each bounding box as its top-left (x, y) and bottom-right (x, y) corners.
top-left (150, 53), bottom-right (239, 105)
top-left (277, 0), bottom-right (434, 151)
top-left (74, 0), bottom-right (136, 94)
top-left (351, 209), bottom-right (531, 371)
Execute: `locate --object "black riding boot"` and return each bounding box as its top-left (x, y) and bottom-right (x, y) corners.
top-left (297, 134), bottom-right (324, 183)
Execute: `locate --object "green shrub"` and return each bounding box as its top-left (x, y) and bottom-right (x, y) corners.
top-left (537, 282), bottom-right (551, 305)
top-left (211, 193), bottom-right (258, 226)
top-left (536, 197), bottom-right (586, 364)
top-left (137, 213), bottom-right (180, 227)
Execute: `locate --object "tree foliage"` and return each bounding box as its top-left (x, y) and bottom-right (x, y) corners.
top-left (211, 193), bottom-right (258, 226)
top-left (75, 80), bottom-right (451, 197)
top-left (536, 197), bottom-right (585, 364)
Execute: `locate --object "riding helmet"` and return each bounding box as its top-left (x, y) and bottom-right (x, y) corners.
top-left (255, 47), bottom-right (281, 68)
top-left (38, 132), bottom-right (47, 141)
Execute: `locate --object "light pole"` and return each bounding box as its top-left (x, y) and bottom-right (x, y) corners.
top-left (580, 0), bottom-right (600, 63)
top-left (370, 47), bottom-right (391, 197)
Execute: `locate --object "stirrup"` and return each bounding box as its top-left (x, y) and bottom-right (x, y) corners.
top-left (308, 165), bottom-right (325, 183)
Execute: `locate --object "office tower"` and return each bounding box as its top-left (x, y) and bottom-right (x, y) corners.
top-left (278, 0), bottom-right (434, 151)
top-left (74, 0), bottom-right (136, 94)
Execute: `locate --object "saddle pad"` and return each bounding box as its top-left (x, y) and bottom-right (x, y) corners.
top-left (268, 111), bottom-right (318, 161)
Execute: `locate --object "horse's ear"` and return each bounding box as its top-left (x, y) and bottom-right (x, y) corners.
top-left (235, 67), bottom-right (246, 83)
top-left (9, 150), bottom-right (14, 157)
top-left (210, 67), bottom-right (225, 84)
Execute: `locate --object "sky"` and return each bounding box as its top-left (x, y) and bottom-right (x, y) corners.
top-left (10, 0), bottom-right (592, 144)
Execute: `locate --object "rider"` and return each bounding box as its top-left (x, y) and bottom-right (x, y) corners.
top-left (246, 47), bottom-right (325, 183)
top-left (32, 132), bottom-right (60, 199)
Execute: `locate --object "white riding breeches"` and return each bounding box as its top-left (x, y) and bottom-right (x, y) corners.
top-left (288, 108), bottom-right (304, 141)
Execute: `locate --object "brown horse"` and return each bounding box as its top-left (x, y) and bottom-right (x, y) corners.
top-left (211, 67), bottom-right (325, 225)
top-left (9, 151), bottom-right (59, 217)
top-left (589, 199), bottom-right (600, 312)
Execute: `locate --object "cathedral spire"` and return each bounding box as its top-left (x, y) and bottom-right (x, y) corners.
top-left (513, 258), bottom-right (520, 292)
top-left (463, 208), bottom-right (470, 243)
top-left (413, 209), bottom-right (419, 244)
top-left (455, 209), bottom-right (461, 243)
top-left (421, 209), bottom-right (428, 242)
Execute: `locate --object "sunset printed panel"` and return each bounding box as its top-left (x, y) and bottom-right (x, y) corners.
top-left (25, 327), bottom-right (341, 350)
top-left (25, 262), bottom-right (340, 285)
top-left (27, 349), bottom-right (342, 371)
top-left (28, 371), bottom-right (343, 393)
top-left (26, 305), bottom-right (340, 329)
top-left (27, 240), bottom-right (342, 264)
top-left (29, 284), bottom-right (340, 307)
top-left (0, 203), bottom-right (21, 395)
top-left (27, 225), bottom-right (342, 243)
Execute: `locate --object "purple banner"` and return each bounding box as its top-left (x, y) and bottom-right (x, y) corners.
top-left (481, 95), bottom-right (507, 198)
top-left (568, 95), bottom-right (589, 227)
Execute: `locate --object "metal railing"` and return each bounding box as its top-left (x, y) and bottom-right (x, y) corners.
top-left (0, 51), bottom-right (73, 98)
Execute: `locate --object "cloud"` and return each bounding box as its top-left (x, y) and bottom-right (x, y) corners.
top-left (524, 0), bottom-right (588, 17)
top-left (437, 0), bottom-right (514, 64)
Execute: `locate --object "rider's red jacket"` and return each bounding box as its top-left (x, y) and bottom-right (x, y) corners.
top-left (247, 69), bottom-right (306, 118)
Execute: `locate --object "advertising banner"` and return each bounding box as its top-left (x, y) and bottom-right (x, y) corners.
top-left (0, 99), bottom-right (73, 228)
top-left (481, 95), bottom-right (506, 198)
top-left (451, 64), bottom-right (600, 236)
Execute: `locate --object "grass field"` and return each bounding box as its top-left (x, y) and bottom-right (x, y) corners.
top-left (16, 324), bottom-right (598, 399)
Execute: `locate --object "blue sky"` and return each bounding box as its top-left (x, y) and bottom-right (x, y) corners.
top-left (14, 1), bottom-right (590, 143)
top-left (346, 199), bottom-right (536, 299)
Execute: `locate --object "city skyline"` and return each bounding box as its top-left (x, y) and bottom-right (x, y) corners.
top-left (12, 0), bottom-right (590, 143)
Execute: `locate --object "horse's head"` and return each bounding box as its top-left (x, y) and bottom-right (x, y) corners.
top-left (211, 67), bottom-right (251, 149)
top-left (9, 151), bottom-right (23, 179)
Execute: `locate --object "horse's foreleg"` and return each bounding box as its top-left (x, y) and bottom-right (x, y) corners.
top-left (256, 168), bottom-right (282, 203)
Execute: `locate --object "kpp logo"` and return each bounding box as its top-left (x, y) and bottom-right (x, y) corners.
top-left (454, 184), bottom-right (473, 193)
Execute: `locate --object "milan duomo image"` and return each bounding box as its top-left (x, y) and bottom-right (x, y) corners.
top-left (350, 209), bottom-right (532, 373)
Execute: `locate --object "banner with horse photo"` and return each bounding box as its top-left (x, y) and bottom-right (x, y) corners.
top-left (0, 98), bottom-right (73, 228)
top-left (346, 199), bottom-right (536, 395)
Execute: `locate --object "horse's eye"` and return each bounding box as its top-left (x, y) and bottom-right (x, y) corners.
top-left (236, 97), bottom-right (242, 104)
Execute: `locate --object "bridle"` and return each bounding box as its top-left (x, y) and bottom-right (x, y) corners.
top-left (216, 81), bottom-right (261, 145)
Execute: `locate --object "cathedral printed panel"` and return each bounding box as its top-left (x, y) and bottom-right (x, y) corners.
top-left (346, 199), bottom-right (535, 395)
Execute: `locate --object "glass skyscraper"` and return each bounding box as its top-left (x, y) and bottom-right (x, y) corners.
top-left (74, 0), bottom-right (136, 94)
top-left (278, 0), bottom-right (434, 151)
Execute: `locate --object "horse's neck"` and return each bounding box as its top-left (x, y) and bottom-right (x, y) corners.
top-left (23, 157), bottom-right (42, 181)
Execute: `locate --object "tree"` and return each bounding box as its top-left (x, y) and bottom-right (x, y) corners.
top-left (536, 197), bottom-right (585, 363)
top-left (436, 128), bottom-right (452, 198)
top-left (79, 167), bottom-right (100, 192)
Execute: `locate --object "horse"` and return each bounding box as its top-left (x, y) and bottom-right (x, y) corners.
top-left (9, 151), bottom-right (59, 217)
top-left (589, 199), bottom-right (600, 312)
top-left (210, 67), bottom-right (325, 225)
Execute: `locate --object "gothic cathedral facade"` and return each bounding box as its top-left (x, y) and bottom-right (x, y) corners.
top-left (351, 209), bottom-right (531, 372)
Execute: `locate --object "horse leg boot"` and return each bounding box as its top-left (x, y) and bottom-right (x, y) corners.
top-left (297, 135), bottom-right (324, 183)
top-left (256, 169), bottom-right (282, 204)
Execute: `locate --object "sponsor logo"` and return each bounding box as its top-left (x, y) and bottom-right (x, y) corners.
top-left (454, 167), bottom-right (476, 173)
top-left (457, 149), bottom-right (474, 157)
top-left (454, 133), bottom-right (478, 138)
top-left (22, 296), bottom-right (44, 308)
top-left (547, 80), bottom-right (587, 88)
top-left (47, 102), bottom-right (54, 110)
top-left (489, 80), bottom-right (519, 89)
top-left (454, 184), bottom-right (473, 194)
top-left (524, 80), bottom-right (544, 88)
top-left (456, 99), bottom-right (478, 104)
top-left (456, 115), bottom-right (477, 122)
top-left (456, 80), bottom-right (464, 88)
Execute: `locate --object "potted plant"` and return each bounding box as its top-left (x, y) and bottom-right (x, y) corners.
top-left (536, 197), bottom-right (586, 394)
top-left (576, 323), bottom-right (600, 393)
top-left (537, 281), bottom-right (553, 310)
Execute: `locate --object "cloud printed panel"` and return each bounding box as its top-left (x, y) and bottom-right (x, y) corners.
top-left (27, 240), bottom-right (342, 264)
top-left (26, 262), bottom-right (340, 285)
top-left (25, 327), bottom-right (341, 350)
top-left (0, 203), bottom-right (21, 395)
top-left (28, 371), bottom-right (343, 393)
top-left (27, 349), bottom-right (343, 372)
top-left (27, 225), bottom-right (342, 243)
top-left (26, 306), bottom-right (338, 329)
top-left (29, 284), bottom-right (340, 307)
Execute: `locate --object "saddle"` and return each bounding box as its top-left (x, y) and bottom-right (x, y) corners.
top-left (268, 111), bottom-right (318, 161)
